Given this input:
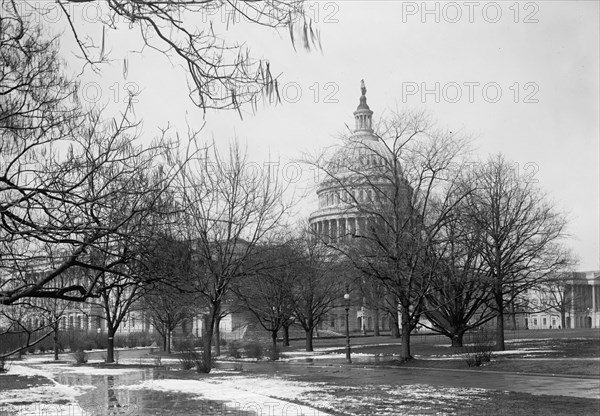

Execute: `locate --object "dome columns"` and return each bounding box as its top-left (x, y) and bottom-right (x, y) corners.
top-left (310, 217), bottom-right (365, 242)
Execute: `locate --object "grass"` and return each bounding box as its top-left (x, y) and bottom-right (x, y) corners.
top-left (0, 373), bottom-right (52, 391)
top-left (302, 385), bottom-right (600, 416)
top-left (288, 328), bottom-right (600, 377)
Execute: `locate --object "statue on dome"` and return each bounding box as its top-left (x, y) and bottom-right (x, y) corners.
top-left (360, 79), bottom-right (366, 97)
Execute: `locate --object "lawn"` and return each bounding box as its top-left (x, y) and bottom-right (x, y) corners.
top-left (281, 328), bottom-right (600, 377)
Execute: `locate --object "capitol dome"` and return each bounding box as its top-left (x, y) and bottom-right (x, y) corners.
top-left (309, 81), bottom-right (410, 242)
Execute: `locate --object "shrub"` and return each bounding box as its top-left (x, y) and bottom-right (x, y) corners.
top-left (228, 340), bottom-right (242, 358)
top-left (114, 334), bottom-right (128, 349)
top-left (195, 358), bottom-right (209, 373)
top-left (73, 349), bottom-right (87, 364)
top-left (173, 337), bottom-right (202, 352)
top-left (0, 356), bottom-right (10, 373)
top-left (195, 355), bottom-right (217, 373)
top-left (176, 338), bottom-right (202, 370)
top-left (178, 350), bottom-right (200, 370)
top-left (464, 329), bottom-right (494, 367)
top-left (0, 332), bottom-right (26, 356)
top-left (243, 341), bottom-right (263, 360)
top-left (233, 362), bottom-right (244, 372)
top-left (37, 336), bottom-right (55, 354)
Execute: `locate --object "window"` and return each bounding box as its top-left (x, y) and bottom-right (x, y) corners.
top-left (542, 317), bottom-right (547, 326)
top-left (533, 318), bottom-right (538, 326)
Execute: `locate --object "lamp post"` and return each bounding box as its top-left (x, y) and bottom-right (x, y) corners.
top-left (344, 293), bottom-right (351, 364)
top-left (586, 308), bottom-right (591, 328)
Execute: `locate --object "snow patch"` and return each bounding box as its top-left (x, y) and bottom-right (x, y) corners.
top-left (120, 375), bottom-right (332, 415)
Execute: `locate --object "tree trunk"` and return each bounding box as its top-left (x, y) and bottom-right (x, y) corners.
top-left (201, 310), bottom-right (217, 373)
top-left (106, 327), bottom-right (115, 363)
top-left (53, 322), bottom-right (59, 361)
top-left (305, 328), bottom-right (313, 352)
top-left (214, 314), bottom-right (221, 357)
top-left (283, 324), bottom-right (290, 347)
top-left (560, 307), bottom-right (566, 329)
top-left (510, 301), bottom-right (517, 330)
top-left (202, 327), bottom-right (213, 373)
top-left (271, 330), bottom-right (278, 360)
top-left (391, 312), bottom-right (400, 338)
top-left (374, 308), bottom-right (380, 337)
top-left (451, 330), bottom-right (464, 348)
top-left (495, 309), bottom-right (506, 351)
top-left (400, 306), bottom-right (412, 361)
top-left (166, 330), bottom-right (172, 354)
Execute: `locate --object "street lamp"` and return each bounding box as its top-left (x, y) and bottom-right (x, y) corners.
top-left (344, 293), bottom-right (352, 364)
top-left (586, 308), bottom-right (592, 328)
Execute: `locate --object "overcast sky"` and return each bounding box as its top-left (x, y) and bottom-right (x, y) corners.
top-left (49, 0), bottom-right (599, 270)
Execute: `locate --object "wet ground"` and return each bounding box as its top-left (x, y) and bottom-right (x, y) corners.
top-left (5, 361), bottom-right (257, 416)
top-left (4, 331), bottom-right (599, 415)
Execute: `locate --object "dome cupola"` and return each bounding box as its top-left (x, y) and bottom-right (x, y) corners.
top-left (353, 80), bottom-right (374, 133)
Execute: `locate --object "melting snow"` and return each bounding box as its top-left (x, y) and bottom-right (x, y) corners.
top-left (120, 375), bottom-right (333, 415)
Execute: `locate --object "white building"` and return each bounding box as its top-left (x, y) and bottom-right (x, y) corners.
top-left (527, 270), bottom-right (600, 329)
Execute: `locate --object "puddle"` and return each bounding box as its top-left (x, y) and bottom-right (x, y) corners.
top-left (22, 365), bottom-right (257, 415)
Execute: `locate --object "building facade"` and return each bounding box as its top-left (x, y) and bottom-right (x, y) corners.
top-left (527, 270), bottom-right (600, 329)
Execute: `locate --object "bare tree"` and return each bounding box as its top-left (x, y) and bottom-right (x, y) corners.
top-left (289, 226), bottom-right (343, 352)
top-left (177, 141), bottom-right (290, 372)
top-left (21, 0), bottom-right (319, 113)
top-left (308, 108), bottom-right (470, 361)
top-left (465, 154), bottom-right (569, 350)
top-left (0, 302), bottom-right (55, 359)
top-left (422, 196), bottom-right (497, 347)
top-left (355, 276), bottom-right (389, 336)
top-left (233, 240), bottom-right (297, 360)
top-left (143, 236), bottom-right (196, 353)
top-left (1, 1), bottom-right (181, 306)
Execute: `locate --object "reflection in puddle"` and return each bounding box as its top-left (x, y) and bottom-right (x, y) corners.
top-left (54, 368), bottom-right (255, 415)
